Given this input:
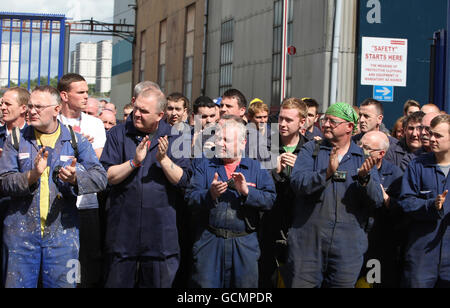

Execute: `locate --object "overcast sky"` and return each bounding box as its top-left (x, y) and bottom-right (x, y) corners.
top-left (1, 0), bottom-right (114, 81)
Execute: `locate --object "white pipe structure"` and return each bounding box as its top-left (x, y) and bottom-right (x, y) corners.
top-left (329, 0), bottom-right (343, 107)
top-left (280, 0), bottom-right (289, 104)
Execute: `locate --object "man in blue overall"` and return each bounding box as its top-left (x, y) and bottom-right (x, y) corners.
top-left (286, 102), bottom-right (384, 288)
top-left (101, 86), bottom-right (192, 288)
top-left (186, 116), bottom-right (276, 288)
top-left (0, 87), bottom-right (30, 285)
top-left (0, 85), bottom-right (107, 288)
top-left (359, 131), bottom-right (404, 288)
top-left (399, 114), bottom-right (450, 288)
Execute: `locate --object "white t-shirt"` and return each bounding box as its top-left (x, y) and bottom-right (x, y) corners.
top-left (58, 112), bottom-right (106, 210)
top-left (58, 113), bottom-right (106, 150)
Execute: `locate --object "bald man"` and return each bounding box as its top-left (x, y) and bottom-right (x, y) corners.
top-left (100, 110), bottom-right (117, 132)
top-left (421, 112), bottom-right (441, 152)
top-left (421, 104), bottom-right (440, 115)
top-left (85, 98), bottom-right (102, 118)
top-left (360, 131), bottom-right (404, 288)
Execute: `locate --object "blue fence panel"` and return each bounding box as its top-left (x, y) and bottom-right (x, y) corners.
top-left (0, 12), bottom-right (66, 90)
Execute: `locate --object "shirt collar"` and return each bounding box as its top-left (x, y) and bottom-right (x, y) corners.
top-left (207, 157), bottom-right (251, 170)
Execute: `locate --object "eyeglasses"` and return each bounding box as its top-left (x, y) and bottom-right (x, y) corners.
top-left (320, 117), bottom-right (348, 128)
top-left (419, 125), bottom-right (432, 134)
top-left (358, 143), bottom-right (383, 153)
top-left (27, 104), bottom-right (57, 113)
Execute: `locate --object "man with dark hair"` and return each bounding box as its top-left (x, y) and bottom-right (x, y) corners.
top-left (220, 89), bottom-right (247, 119)
top-left (166, 92), bottom-right (189, 126)
top-left (385, 111), bottom-right (426, 171)
top-left (353, 98), bottom-right (398, 154)
top-left (302, 98), bottom-right (323, 141)
top-left (403, 100), bottom-right (421, 117)
top-left (193, 96), bottom-right (219, 130)
top-left (57, 73), bottom-right (107, 288)
top-left (399, 114), bottom-right (450, 288)
top-left (123, 103), bottom-right (133, 122)
top-left (0, 85), bottom-right (106, 288)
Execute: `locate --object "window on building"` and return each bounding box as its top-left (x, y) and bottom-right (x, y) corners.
top-left (159, 20), bottom-right (167, 93)
top-left (184, 5), bottom-right (195, 101)
top-left (139, 30), bottom-right (146, 82)
top-left (219, 19), bottom-right (234, 97)
top-left (272, 0), bottom-right (293, 106)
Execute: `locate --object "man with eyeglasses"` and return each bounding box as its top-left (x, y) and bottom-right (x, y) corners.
top-left (100, 85), bottom-right (192, 288)
top-left (0, 85), bottom-right (107, 288)
top-left (358, 131), bottom-right (403, 288)
top-left (286, 102), bottom-right (384, 288)
top-left (420, 112), bottom-right (441, 153)
top-left (385, 111), bottom-right (426, 172)
top-left (399, 114), bottom-right (450, 288)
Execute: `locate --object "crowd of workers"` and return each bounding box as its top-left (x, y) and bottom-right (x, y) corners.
top-left (0, 73), bottom-right (449, 288)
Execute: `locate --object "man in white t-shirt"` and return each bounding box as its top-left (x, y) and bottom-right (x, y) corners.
top-left (57, 73), bottom-right (106, 288)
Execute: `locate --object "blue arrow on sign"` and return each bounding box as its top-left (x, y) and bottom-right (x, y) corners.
top-left (373, 86), bottom-right (394, 102)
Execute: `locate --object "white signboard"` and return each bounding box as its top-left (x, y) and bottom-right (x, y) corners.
top-left (361, 37), bottom-right (408, 87)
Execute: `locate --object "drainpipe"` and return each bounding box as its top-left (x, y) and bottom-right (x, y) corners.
top-left (329, 0), bottom-right (343, 107)
top-left (201, 0), bottom-right (209, 96)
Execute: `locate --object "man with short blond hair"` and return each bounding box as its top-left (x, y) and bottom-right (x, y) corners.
top-left (247, 100), bottom-right (269, 135)
top-left (260, 97), bottom-right (309, 287)
top-left (0, 86), bottom-right (30, 284)
top-left (0, 87), bottom-right (29, 150)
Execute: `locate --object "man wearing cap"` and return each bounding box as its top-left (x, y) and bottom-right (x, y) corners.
top-left (286, 102), bottom-right (384, 288)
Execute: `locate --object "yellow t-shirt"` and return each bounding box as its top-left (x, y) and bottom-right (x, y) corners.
top-left (35, 125), bottom-right (61, 236)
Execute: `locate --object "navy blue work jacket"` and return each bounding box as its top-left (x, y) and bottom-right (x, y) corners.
top-left (100, 118), bottom-right (192, 258)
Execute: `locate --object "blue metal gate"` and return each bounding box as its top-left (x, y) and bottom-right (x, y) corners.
top-left (0, 12), bottom-right (66, 90)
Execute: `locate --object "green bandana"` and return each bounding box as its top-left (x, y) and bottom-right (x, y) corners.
top-left (325, 102), bottom-right (359, 133)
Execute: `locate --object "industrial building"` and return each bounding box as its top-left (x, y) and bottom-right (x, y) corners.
top-left (133, 0), bottom-right (448, 127)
